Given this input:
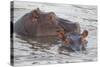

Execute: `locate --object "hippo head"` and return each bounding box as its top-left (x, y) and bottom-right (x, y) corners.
top-left (32, 8), bottom-right (57, 24)
top-left (57, 30), bottom-right (88, 51)
top-left (30, 8), bottom-right (62, 36)
top-left (15, 8), bottom-right (80, 38)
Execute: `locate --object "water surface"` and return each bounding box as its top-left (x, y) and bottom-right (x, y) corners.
top-left (13, 1), bottom-right (97, 66)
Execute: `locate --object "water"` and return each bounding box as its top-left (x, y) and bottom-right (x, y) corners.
top-left (12, 1), bottom-right (97, 66)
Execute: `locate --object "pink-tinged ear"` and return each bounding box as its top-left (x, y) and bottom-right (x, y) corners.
top-left (32, 10), bottom-right (38, 18)
top-left (32, 9), bottom-right (39, 22)
top-left (81, 30), bottom-right (88, 38)
top-left (32, 10), bottom-right (38, 22)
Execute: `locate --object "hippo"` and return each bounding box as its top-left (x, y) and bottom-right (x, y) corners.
top-left (14, 8), bottom-right (80, 37)
top-left (14, 8), bottom-right (88, 51)
top-left (57, 18), bottom-right (80, 34)
top-left (57, 30), bottom-right (88, 52)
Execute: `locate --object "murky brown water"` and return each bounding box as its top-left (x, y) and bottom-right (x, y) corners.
top-left (12, 1), bottom-right (97, 66)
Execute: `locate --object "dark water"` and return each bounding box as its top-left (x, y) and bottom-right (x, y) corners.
top-left (13, 1), bottom-right (97, 66)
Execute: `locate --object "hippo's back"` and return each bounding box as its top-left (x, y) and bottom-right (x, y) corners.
top-left (58, 18), bottom-right (80, 33)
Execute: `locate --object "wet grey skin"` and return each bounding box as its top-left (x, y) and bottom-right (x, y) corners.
top-left (60, 33), bottom-right (88, 52)
top-left (14, 8), bottom-right (84, 52)
top-left (14, 8), bottom-right (80, 37)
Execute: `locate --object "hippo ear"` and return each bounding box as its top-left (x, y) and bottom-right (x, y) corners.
top-left (32, 8), bottom-right (40, 22)
top-left (81, 30), bottom-right (88, 38)
top-left (32, 10), bottom-right (39, 18)
top-left (81, 30), bottom-right (88, 45)
top-left (48, 12), bottom-right (56, 21)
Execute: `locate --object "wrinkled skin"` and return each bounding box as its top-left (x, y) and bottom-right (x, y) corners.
top-left (14, 8), bottom-right (80, 37)
top-left (57, 30), bottom-right (88, 52)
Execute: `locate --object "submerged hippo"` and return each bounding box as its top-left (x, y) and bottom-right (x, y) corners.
top-left (14, 8), bottom-right (80, 37)
top-left (57, 30), bottom-right (88, 51)
top-left (14, 8), bottom-right (88, 51)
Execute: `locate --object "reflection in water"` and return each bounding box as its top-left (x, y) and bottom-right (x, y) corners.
top-left (13, 33), bottom-right (97, 66)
